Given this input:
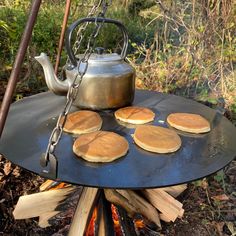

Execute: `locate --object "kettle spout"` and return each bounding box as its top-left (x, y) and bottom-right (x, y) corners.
top-left (35, 52), bottom-right (69, 95)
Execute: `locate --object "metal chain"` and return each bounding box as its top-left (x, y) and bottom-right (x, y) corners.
top-left (41, 0), bottom-right (112, 169)
top-left (66, 0), bottom-right (112, 65)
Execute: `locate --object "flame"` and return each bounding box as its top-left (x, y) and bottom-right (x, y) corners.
top-left (134, 219), bottom-right (145, 228)
top-left (86, 207), bottom-right (98, 236)
top-left (111, 205), bottom-right (145, 235)
top-left (86, 204), bottom-right (125, 236)
top-left (111, 204), bottom-right (122, 236)
top-left (50, 182), bottom-right (68, 190)
top-left (41, 179), bottom-right (146, 236)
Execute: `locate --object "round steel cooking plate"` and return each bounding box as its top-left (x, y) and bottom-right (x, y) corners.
top-left (0, 90), bottom-right (236, 189)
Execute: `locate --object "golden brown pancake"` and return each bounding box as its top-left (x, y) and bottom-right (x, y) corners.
top-left (60, 110), bottom-right (102, 134)
top-left (133, 125), bottom-right (181, 153)
top-left (167, 113), bottom-right (210, 133)
top-left (114, 106), bottom-right (155, 124)
top-left (73, 131), bottom-right (129, 162)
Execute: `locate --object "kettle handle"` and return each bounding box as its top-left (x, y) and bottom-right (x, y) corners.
top-left (65, 17), bottom-right (129, 67)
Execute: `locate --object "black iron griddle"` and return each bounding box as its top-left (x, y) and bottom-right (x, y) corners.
top-left (0, 90), bottom-right (236, 189)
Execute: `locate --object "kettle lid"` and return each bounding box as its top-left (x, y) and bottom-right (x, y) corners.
top-left (86, 47), bottom-right (122, 63)
top-left (87, 53), bottom-right (122, 62)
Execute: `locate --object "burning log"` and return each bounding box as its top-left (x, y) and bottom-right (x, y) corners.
top-left (13, 179), bottom-right (187, 235)
top-left (13, 186), bottom-right (75, 228)
top-left (68, 187), bottom-right (100, 236)
top-left (104, 189), bottom-right (161, 229)
top-left (143, 189), bottom-right (184, 222)
top-left (116, 205), bottom-right (137, 236)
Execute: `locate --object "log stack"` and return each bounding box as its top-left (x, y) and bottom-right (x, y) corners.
top-left (13, 180), bottom-right (187, 235)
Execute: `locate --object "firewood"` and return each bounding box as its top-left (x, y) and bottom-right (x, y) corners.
top-left (118, 190), bottom-right (161, 228)
top-left (104, 189), bottom-right (161, 229)
top-left (143, 189), bottom-right (184, 222)
top-left (13, 187), bottom-right (75, 227)
top-left (105, 189), bottom-right (135, 215)
top-left (116, 205), bottom-right (137, 236)
top-left (159, 213), bottom-right (171, 223)
top-left (40, 180), bottom-right (71, 191)
top-left (39, 180), bottom-right (56, 191)
top-left (159, 184), bottom-right (187, 198)
top-left (68, 187), bottom-right (100, 236)
top-left (98, 209), bottom-right (106, 236)
top-left (38, 212), bottom-right (59, 228)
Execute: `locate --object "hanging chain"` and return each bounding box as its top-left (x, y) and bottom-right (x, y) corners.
top-left (66, 0), bottom-right (112, 65)
top-left (41, 0), bottom-right (112, 171)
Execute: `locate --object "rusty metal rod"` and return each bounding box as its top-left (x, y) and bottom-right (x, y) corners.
top-left (54, 0), bottom-right (71, 74)
top-left (0, 0), bottom-right (42, 138)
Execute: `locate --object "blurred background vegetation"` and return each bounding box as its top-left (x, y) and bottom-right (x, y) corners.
top-left (0, 0), bottom-right (235, 117)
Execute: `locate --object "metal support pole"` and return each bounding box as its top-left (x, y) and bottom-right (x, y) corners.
top-left (54, 0), bottom-right (71, 74)
top-left (0, 0), bottom-right (42, 138)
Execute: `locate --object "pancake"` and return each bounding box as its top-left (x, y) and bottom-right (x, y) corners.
top-left (60, 110), bottom-right (102, 134)
top-left (115, 106), bottom-right (155, 124)
top-left (73, 131), bottom-right (129, 162)
top-left (167, 113), bottom-right (210, 133)
top-left (133, 125), bottom-right (181, 153)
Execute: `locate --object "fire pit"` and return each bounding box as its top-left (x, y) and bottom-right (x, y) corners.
top-left (1, 89), bottom-right (236, 235)
top-left (1, 0), bottom-right (235, 234)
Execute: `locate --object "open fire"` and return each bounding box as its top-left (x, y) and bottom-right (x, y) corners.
top-left (13, 180), bottom-right (187, 236)
top-left (86, 204), bottom-right (146, 236)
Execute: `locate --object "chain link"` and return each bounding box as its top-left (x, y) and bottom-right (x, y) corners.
top-left (67, 0), bottom-right (112, 65)
top-left (42, 0), bottom-right (112, 166)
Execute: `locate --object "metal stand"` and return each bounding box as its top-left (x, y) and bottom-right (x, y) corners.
top-left (0, 0), bottom-right (42, 138)
top-left (54, 0), bottom-right (71, 74)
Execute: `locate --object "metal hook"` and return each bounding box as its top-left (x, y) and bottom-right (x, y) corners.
top-left (40, 153), bottom-right (58, 179)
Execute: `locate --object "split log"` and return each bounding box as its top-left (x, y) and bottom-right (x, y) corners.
top-left (143, 189), bottom-right (184, 222)
top-left (159, 213), bottom-right (171, 223)
top-left (13, 186), bottom-right (75, 228)
top-left (104, 189), bottom-right (161, 229)
top-left (39, 180), bottom-right (57, 191)
top-left (159, 184), bottom-right (187, 198)
top-left (40, 180), bottom-right (70, 191)
top-left (68, 187), bottom-right (100, 236)
top-left (38, 212), bottom-right (59, 228)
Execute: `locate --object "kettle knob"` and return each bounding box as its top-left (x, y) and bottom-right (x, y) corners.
top-left (95, 47), bottom-right (105, 55)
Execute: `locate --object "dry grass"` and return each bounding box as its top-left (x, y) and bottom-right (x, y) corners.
top-left (127, 0), bottom-right (236, 108)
